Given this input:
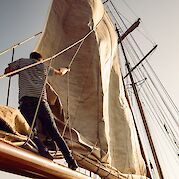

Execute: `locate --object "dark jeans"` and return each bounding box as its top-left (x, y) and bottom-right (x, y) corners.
top-left (19, 96), bottom-right (73, 163)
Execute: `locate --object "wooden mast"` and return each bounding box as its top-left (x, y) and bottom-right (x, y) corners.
top-left (117, 29), bottom-right (164, 179)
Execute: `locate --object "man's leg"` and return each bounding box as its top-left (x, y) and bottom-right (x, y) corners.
top-left (39, 100), bottom-right (78, 170)
top-left (19, 97), bottom-right (53, 160)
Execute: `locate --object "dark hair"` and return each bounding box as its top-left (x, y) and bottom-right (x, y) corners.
top-left (30, 51), bottom-right (42, 60)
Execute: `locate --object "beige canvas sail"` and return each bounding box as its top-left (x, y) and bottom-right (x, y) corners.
top-left (35, 0), bottom-right (147, 178)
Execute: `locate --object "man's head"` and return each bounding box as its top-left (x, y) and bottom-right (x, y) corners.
top-left (30, 51), bottom-right (42, 60)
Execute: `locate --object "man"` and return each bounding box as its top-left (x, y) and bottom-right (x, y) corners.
top-left (4, 51), bottom-right (78, 170)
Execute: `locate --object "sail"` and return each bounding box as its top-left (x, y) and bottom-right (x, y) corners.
top-left (36, 0), bottom-right (147, 177)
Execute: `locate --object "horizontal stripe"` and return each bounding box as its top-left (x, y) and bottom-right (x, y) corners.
top-left (9, 58), bottom-right (54, 101)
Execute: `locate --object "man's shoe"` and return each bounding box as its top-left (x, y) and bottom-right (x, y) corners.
top-left (68, 159), bottom-right (78, 170)
top-left (40, 148), bottom-right (54, 160)
top-left (33, 136), bottom-right (53, 160)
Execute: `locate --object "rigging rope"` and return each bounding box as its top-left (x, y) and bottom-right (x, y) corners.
top-left (23, 58), bottom-right (53, 146)
top-left (62, 39), bottom-right (85, 138)
top-left (0, 32), bottom-right (42, 57)
top-left (113, 2), bottom-right (179, 177)
top-left (0, 32), bottom-right (42, 106)
top-left (60, 9), bottom-right (105, 154)
top-left (20, 9), bottom-right (105, 150)
top-left (0, 28), bottom-right (95, 80)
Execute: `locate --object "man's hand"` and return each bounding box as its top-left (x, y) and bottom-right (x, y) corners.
top-left (4, 66), bottom-right (15, 77)
top-left (54, 67), bottom-right (70, 76)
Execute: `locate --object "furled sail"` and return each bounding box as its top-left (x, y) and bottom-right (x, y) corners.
top-left (36, 0), bottom-right (147, 178)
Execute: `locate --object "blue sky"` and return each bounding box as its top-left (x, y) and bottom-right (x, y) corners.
top-left (0, 0), bottom-right (51, 107)
top-left (0, 0), bottom-right (51, 178)
top-left (0, 0), bottom-right (179, 178)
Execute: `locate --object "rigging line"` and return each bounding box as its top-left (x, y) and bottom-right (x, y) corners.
top-left (143, 73), bottom-right (179, 139)
top-left (60, 8), bottom-right (106, 145)
top-left (60, 10), bottom-right (106, 140)
top-left (124, 45), bottom-right (158, 79)
top-left (137, 77), bottom-right (179, 151)
top-left (68, 40), bottom-right (85, 68)
top-left (139, 89), bottom-right (179, 154)
top-left (131, 108), bottom-right (155, 172)
top-left (109, 0), bottom-right (155, 46)
top-left (133, 55), bottom-right (179, 139)
top-left (0, 35), bottom-right (88, 79)
top-left (129, 98), bottom-right (156, 176)
top-left (132, 64), bottom-right (179, 142)
top-left (123, 46), bottom-right (164, 121)
top-left (124, 49), bottom-right (166, 117)
top-left (120, 25), bottom-right (156, 71)
top-left (147, 61), bottom-right (179, 115)
top-left (62, 40), bottom-right (85, 142)
top-left (6, 48), bottom-right (15, 106)
top-left (120, 0), bottom-right (138, 19)
top-left (123, 38), bottom-right (179, 141)
top-left (105, 4), bottom-right (121, 31)
top-left (105, 3), bottom-right (130, 29)
top-left (141, 64), bottom-right (179, 128)
top-left (121, 40), bottom-right (164, 179)
top-left (147, 111), bottom-right (179, 177)
top-left (142, 85), bottom-right (179, 148)
top-left (23, 58), bottom-right (53, 146)
top-left (122, 36), bottom-right (141, 65)
top-left (119, 0), bottom-right (155, 45)
top-left (109, 0), bottom-right (128, 32)
top-left (63, 40), bottom-right (85, 128)
top-left (123, 30), bottom-right (178, 131)
top-left (122, 70), bottom-right (151, 175)
top-left (61, 119), bottom-right (68, 138)
top-left (144, 82), bottom-right (179, 140)
top-left (140, 89), bottom-right (179, 153)
top-left (0, 32), bottom-right (42, 57)
top-left (0, 9), bottom-right (105, 80)
top-left (134, 67), bottom-right (170, 125)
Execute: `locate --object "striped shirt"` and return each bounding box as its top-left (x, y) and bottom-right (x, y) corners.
top-left (9, 58), bottom-right (54, 101)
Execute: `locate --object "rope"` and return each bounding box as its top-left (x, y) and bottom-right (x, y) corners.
top-left (61, 40), bottom-right (86, 155)
top-left (60, 10), bottom-right (105, 151)
top-left (3, 7), bottom-right (105, 152)
top-left (0, 31), bottom-right (93, 80)
top-left (0, 32), bottom-right (42, 57)
top-left (0, 6), bottom-right (105, 80)
top-left (23, 58), bottom-right (53, 146)
top-left (62, 39), bottom-right (85, 138)
top-left (62, 14), bottom-right (106, 153)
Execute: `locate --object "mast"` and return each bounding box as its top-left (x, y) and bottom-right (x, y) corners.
top-left (117, 29), bottom-right (164, 179)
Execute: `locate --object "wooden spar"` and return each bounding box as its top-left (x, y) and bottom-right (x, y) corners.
top-left (0, 140), bottom-right (91, 179)
top-left (119, 18), bottom-right (141, 43)
top-left (124, 45), bottom-right (158, 79)
top-left (118, 31), bottom-right (164, 179)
